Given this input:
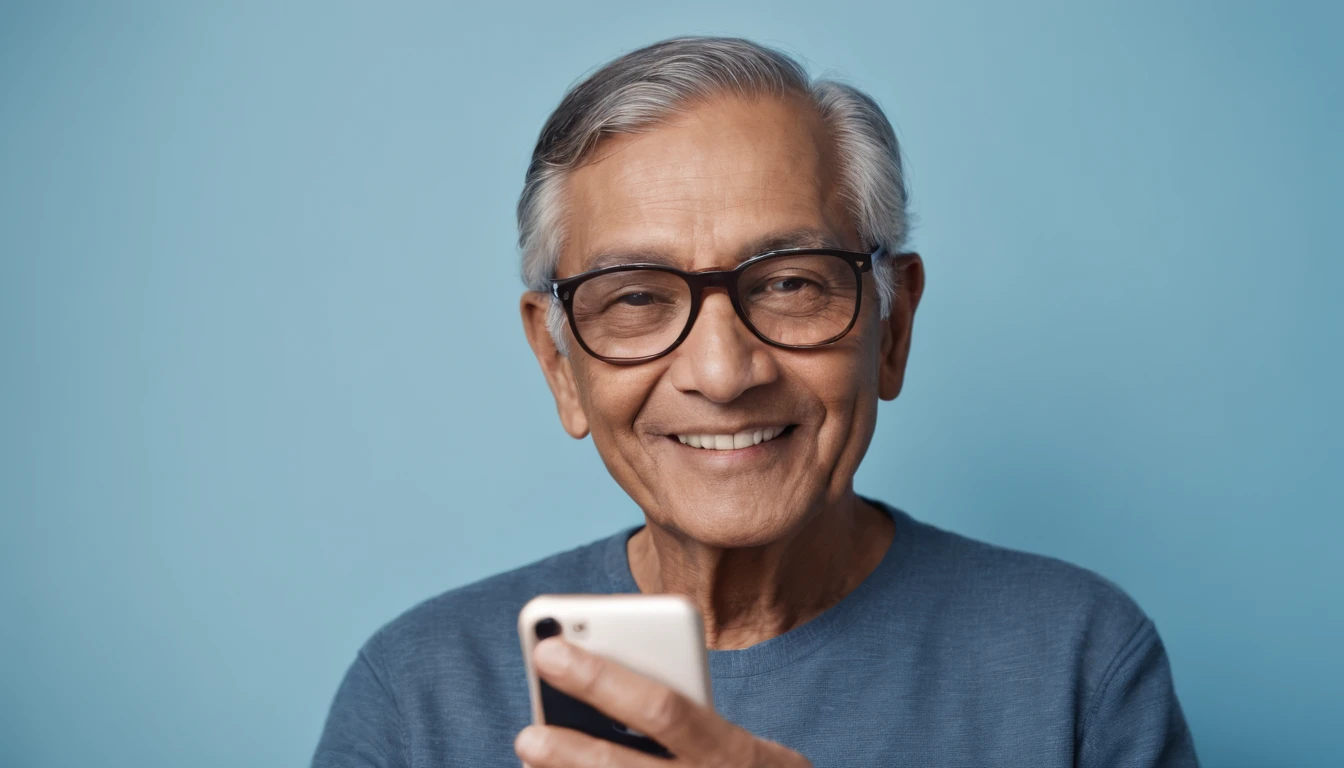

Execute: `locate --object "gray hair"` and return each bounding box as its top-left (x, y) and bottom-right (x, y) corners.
top-left (517, 36), bottom-right (911, 352)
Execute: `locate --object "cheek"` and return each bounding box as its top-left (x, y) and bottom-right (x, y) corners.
top-left (817, 361), bottom-right (875, 439)
top-left (839, 324), bottom-right (886, 463)
top-left (844, 308), bottom-right (886, 399)
top-left (575, 361), bottom-right (660, 443)
top-left (799, 328), bottom-right (882, 454)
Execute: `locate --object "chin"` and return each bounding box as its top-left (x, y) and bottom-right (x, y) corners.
top-left (658, 494), bottom-right (814, 549)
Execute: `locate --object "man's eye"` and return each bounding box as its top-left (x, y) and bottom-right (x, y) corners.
top-left (752, 276), bottom-right (816, 297)
top-left (615, 291), bottom-right (655, 307)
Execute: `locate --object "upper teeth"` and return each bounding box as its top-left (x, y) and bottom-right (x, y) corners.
top-left (676, 427), bottom-right (786, 450)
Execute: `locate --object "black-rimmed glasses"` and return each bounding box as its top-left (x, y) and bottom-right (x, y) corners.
top-left (550, 246), bottom-right (894, 364)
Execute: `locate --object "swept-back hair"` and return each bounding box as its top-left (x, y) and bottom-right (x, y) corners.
top-left (517, 36), bottom-right (911, 350)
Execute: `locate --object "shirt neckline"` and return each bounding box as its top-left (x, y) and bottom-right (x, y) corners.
top-left (600, 499), bottom-right (916, 679)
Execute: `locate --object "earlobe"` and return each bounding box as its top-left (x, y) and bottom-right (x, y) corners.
top-left (877, 254), bottom-right (925, 401)
top-left (557, 390), bottom-right (590, 439)
top-left (519, 293), bottom-right (591, 439)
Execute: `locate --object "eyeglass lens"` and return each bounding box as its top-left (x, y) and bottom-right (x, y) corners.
top-left (569, 253), bottom-right (860, 360)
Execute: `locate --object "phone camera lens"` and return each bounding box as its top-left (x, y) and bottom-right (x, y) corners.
top-left (534, 617), bottom-right (561, 640)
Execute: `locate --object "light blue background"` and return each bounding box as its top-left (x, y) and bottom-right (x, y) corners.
top-left (2, 2), bottom-right (1340, 766)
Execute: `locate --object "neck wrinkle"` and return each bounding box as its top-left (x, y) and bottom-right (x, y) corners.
top-left (627, 492), bottom-right (895, 650)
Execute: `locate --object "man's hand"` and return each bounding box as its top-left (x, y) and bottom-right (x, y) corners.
top-left (515, 638), bottom-right (812, 768)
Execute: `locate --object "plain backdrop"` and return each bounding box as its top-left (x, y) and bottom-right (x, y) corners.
top-left (2, 1), bottom-right (1340, 766)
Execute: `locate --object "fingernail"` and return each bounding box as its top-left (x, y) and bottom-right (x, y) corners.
top-left (515, 725), bottom-right (545, 758)
top-left (534, 638), bottom-right (573, 673)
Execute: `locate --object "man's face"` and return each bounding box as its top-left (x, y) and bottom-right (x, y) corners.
top-left (523, 94), bottom-right (921, 548)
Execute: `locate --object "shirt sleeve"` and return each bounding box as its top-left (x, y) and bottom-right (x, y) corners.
top-left (1076, 619), bottom-right (1200, 767)
top-left (311, 635), bottom-right (409, 768)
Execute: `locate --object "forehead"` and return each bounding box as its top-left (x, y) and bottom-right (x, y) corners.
top-left (559, 94), bottom-right (850, 275)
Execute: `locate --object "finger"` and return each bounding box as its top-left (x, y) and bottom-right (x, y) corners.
top-left (532, 638), bottom-right (745, 763)
top-left (514, 724), bottom-right (672, 768)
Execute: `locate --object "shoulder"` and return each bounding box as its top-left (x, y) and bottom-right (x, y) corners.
top-left (888, 505), bottom-right (1154, 661)
top-left (359, 530), bottom-right (629, 676)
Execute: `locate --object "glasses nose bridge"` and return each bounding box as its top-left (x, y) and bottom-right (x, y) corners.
top-left (686, 268), bottom-right (740, 302)
top-left (680, 267), bottom-right (750, 348)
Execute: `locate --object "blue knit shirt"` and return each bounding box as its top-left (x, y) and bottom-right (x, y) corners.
top-left (312, 503), bottom-right (1198, 767)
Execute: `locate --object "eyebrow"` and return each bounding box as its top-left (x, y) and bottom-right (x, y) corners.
top-left (579, 226), bottom-right (847, 273)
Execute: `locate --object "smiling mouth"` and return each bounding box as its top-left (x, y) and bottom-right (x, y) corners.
top-left (672, 425), bottom-right (795, 451)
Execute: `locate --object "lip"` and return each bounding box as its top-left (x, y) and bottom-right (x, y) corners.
top-left (661, 424), bottom-right (798, 458)
top-left (661, 423), bottom-right (792, 437)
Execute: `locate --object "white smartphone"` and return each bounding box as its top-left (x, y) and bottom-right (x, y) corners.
top-left (518, 594), bottom-right (713, 758)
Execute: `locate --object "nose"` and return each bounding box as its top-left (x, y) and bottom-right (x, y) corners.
top-left (667, 291), bottom-right (779, 403)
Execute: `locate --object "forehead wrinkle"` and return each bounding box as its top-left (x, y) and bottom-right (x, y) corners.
top-left (609, 140), bottom-right (817, 183)
top-left (580, 223), bottom-right (844, 273)
top-left (614, 166), bottom-right (793, 196)
top-left (601, 191), bottom-right (817, 218)
top-left (564, 97), bottom-right (844, 273)
top-left (612, 169), bottom-right (820, 210)
top-left (711, 194), bottom-right (817, 213)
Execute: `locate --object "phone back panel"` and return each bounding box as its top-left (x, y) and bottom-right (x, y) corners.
top-left (518, 594), bottom-right (713, 757)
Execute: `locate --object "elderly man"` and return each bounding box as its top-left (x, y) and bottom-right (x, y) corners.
top-left (312, 37), bottom-right (1198, 767)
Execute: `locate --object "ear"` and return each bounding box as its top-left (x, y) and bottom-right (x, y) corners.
top-left (521, 292), bottom-right (591, 439)
top-left (878, 254), bottom-right (925, 401)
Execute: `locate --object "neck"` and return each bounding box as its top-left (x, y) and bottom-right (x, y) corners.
top-left (626, 492), bottom-right (894, 650)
